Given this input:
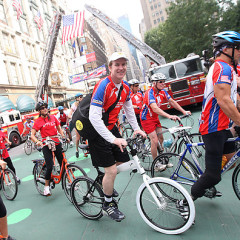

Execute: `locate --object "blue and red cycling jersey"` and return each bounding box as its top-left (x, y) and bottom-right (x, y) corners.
top-left (140, 87), bottom-right (171, 121)
top-left (91, 75), bottom-right (131, 130)
top-left (199, 59), bottom-right (237, 135)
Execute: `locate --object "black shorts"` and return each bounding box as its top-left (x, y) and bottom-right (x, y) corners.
top-left (88, 125), bottom-right (130, 168)
top-left (60, 122), bottom-right (67, 127)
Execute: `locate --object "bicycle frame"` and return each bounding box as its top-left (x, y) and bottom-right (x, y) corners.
top-left (170, 137), bottom-right (240, 185)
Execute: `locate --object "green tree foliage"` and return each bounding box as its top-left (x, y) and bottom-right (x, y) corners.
top-left (220, 0), bottom-right (240, 32)
top-left (144, 0), bottom-right (239, 62)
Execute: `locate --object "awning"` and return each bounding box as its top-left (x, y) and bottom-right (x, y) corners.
top-left (16, 95), bottom-right (35, 113)
top-left (0, 96), bottom-right (16, 112)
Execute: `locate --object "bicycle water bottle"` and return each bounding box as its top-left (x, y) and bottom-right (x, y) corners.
top-left (163, 139), bottom-right (173, 148)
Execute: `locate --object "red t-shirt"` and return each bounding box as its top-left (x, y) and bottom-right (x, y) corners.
top-left (59, 113), bottom-right (67, 124)
top-left (130, 91), bottom-right (143, 114)
top-left (0, 130), bottom-right (9, 159)
top-left (33, 115), bottom-right (60, 143)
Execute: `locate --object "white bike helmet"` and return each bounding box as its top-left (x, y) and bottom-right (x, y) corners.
top-left (128, 79), bottom-right (140, 85)
top-left (150, 73), bottom-right (166, 82)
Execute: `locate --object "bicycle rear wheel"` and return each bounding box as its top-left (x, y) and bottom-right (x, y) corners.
top-left (71, 177), bottom-right (104, 220)
top-left (136, 177), bottom-right (195, 234)
top-left (62, 164), bottom-right (88, 202)
top-left (151, 153), bottom-right (199, 193)
top-left (33, 160), bottom-right (46, 196)
top-left (24, 140), bottom-right (32, 155)
top-left (232, 163), bottom-right (240, 200)
top-left (1, 168), bottom-right (18, 200)
top-left (161, 126), bottom-right (177, 153)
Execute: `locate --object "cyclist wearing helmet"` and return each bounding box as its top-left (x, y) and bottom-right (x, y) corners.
top-left (68, 93), bottom-right (83, 158)
top-left (56, 106), bottom-right (73, 147)
top-left (21, 117), bottom-right (34, 137)
top-left (31, 100), bottom-right (66, 196)
top-left (128, 79), bottom-right (143, 128)
top-left (140, 72), bottom-right (191, 170)
top-left (191, 31), bottom-right (240, 201)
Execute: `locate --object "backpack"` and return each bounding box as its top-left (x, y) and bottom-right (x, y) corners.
top-left (72, 85), bottom-right (123, 140)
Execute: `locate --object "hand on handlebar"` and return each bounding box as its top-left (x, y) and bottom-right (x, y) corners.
top-left (168, 115), bottom-right (181, 122)
top-left (133, 129), bottom-right (147, 139)
top-left (113, 138), bottom-right (127, 152)
top-left (183, 111), bottom-right (191, 116)
top-left (36, 141), bottom-right (43, 147)
top-left (0, 159), bottom-right (7, 170)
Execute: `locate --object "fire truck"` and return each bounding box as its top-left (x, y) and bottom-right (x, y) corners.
top-left (0, 108), bottom-right (58, 147)
top-left (148, 55), bottom-right (206, 110)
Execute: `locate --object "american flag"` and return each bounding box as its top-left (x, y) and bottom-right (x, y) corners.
top-left (34, 11), bottom-right (44, 30)
top-left (62, 11), bottom-right (85, 44)
top-left (12, 0), bottom-right (23, 20)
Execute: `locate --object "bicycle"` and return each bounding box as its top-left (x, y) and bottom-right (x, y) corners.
top-left (139, 115), bottom-right (202, 171)
top-left (32, 139), bottom-right (87, 202)
top-left (0, 148), bottom-right (18, 200)
top-left (24, 134), bottom-right (37, 155)
top-left (70, 135), bottom-right (195, 235)
top-left (151, 134), bottom-right (240, 199)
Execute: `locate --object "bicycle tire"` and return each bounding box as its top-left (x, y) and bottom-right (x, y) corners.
top-left (24, 140), bottom-right (32, 155)
top-left (70, 176), bottom-right (104, 220)
top-left (232, 163), bottom-right (240, 200)
top-left (178, 133), bottom-right (205, 172)
top-left (151, 153), bottom-right (199, 193)
top-left (62, 164), bottom-right (88, 202)
top-left (122, 127), bottom-right (134, 139)
top-left (137, 138), bottom-right (153, 171)
top-left (1, 168), bottom-right (18, 200)
top-left (33, 160), bottom-right (46, 196)
top-left (136, 177), bottom-right (195, 234)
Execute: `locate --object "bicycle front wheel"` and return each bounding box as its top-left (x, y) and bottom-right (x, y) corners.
top-left (122, 127), bottom-right (134, 139)
top-left (232, 163), bottom-right (240, 200)
top-left (62, 164), bottom-right (87, 202)
top-left (136, 177), bottom-right (195, 235)
top-left (24, 140), bottom-right (32, 155)
top-left (33, 161), bottom-right (46, 196)
top-left (71, 177), bottom-right (104, 220)
top-left (1, 168), bottom-right (18, 200)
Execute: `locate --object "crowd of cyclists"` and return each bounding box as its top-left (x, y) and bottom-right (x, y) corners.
top-left (1, 30), bottom-right (240, 238)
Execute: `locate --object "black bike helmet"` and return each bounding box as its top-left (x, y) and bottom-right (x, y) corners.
top-left (35, 100), bottom-right (48, 111)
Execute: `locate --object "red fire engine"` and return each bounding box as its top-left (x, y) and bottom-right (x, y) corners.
top-left (0, 108), bottom-right (58, 147)
top-left (148, 55), bottom-right (206, 110)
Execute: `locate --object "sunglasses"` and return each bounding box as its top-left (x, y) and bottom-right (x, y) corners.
top-left (156, 80), bottom-right (165, 83)
top-left (39, 106), bottom-right (47, 110)
top-left (134, 85), bottom-right (139, 87)
top-left (234, 45), bottom-right (240, 50)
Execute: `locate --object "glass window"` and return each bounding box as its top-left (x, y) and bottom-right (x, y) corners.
top-left (157, 18), bottom-right (160, 23)
top-left (10, 63), bottom-right (19, 85)
top-left (154, 20), bottom-right (157, 24)
top-left (15, 114), bottom-right (20, 120)
top-left (42, 0), bottom-right (49, 14)
top-left (154, 4), bottom-right (157, 8)
top-left (149, 0), bottom-right (152, 2)
top-left (20, 15), bottom-right (29, 33)
top-left (150, 5), bottom-right (153, 10)
top-left (160, 10), bottom-right (162, 15)
top-left (161, 16), bottom-right (164, 21)
top-left (152, 13), bottom-right (155, 17)
top-left (9, 115), bottom-right (14, 122)
top-left (156, 12), bottom-right (159, 16)
top-left (10, 36), bottom-right (16, 54)
top-left (2, 32), bottom-right (9, 51)
top-left (80, 37), bottom-right (86, 43)
top-left (175, 58), bottom-right (203, 78)
top-left (153, 65), bottom-right (177, 82)
top-left (158, 3), bottom-right (161, 7)
top-left (0, 117), bottom-right (3, 124)
top-left (0, 2), bottom-right (6, 22)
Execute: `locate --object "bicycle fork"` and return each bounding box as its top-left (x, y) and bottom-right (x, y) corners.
top-left (142, 175), bottom-right (167, 209)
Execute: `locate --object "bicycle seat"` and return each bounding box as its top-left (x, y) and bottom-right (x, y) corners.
top-left (32, 159), bottom-right (44, 163)
top-left (168, 126), bottom-right (192, 134)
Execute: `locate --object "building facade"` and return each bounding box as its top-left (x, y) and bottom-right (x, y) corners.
top-left (140, 0), bottom-right (175, 39)
top-left (0, 0), bottom-right (86, 110)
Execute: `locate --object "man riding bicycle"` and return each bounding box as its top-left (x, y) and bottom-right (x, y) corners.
top-left (192, 31), bottom-right (240, 200)
top-left (31, 100), bottom-right (67, 196)
top-left (56, 106), bottom-right (74, 147)
top-left (128, 79), bottom-right (143, 128)
top-left (140, 73), bottom-right (191, 170)
top-left (21, 117), bottom-right (34, 137)
top-left (88, 52), bottom-right (146, 222)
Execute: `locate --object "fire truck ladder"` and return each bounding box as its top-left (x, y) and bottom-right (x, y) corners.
top-left (84, 4), bottom-right (166, 65)
top-left (35, 12), bottom-right (62, 103)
